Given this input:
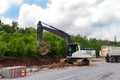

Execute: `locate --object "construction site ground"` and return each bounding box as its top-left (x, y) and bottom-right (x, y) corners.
top-left (26, 58), bottom-right (106, 74)
top-left (0, 57), bottom-right (106, 74)
top-left (0, 57), bottom-right (61, 67)
top-left (0, 57), bottom-right (105, 67)
top-left (0, 58), bottom-right (107, 80)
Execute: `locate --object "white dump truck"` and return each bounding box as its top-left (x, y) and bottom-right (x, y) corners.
top-left (100, 46), bottom-right (120, 62)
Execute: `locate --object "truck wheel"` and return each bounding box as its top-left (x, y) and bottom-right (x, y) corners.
top-left (109, 56), bottom-right (116, 63)
top-left (105, 54), bottom-right (109, 62)
top-left (105, 56), bottom-right (109, 62)
top-left (116, 56), bottom-right (120, 63)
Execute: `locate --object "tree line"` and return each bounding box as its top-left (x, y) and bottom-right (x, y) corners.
top-left (0, 20), bottom-right (119, 57)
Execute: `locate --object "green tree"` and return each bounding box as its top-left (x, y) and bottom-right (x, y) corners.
top-left (0, 20), bottom-right (119, 58)
top-left (0, 42), bottom-right (7, 57)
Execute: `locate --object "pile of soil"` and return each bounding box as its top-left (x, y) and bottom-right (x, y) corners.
top-left (49, 63), bottom-right (71, 69)
top-left (0, 57), bottom-right (61, 67)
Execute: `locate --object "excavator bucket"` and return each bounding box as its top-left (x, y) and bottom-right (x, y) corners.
top-left (39, 45), bottom-right (51, 55)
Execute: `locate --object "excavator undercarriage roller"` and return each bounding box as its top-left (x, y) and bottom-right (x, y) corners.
top-left (81, 59), bottom-right (90, 65)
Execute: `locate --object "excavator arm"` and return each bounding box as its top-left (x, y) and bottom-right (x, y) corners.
top-left (37, 21), bottom-right (78, 56)
top-left (37, 21), bottom-right (73, 46)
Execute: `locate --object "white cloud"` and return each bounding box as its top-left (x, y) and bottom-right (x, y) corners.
top-left (1, 17), bottom-right (13, 25)
top-left (10, 0), bottom-right (22, 5)
top-left (0, 0), bottom-right (22, 14)
top-left (0, 0), bottom-right (9, 14)
top-left (18, 4), bottom-right (43, 27)
top-left (88, 23), bottom-right (120, 41)
top-left (18, 0), bottom-right (120, 41)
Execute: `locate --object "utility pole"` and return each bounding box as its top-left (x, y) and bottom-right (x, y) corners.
top-left (114, 35), bottom-right (117, 46)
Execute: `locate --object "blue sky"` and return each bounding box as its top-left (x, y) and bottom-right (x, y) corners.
top-left (2, 6), bottom-right (19, 19)
top-left (0, 0), bottom-right (120, 41)
top-left (0, 0), bottom-right (48, 19)
top-left (23, 0), bottom-right (48, 8)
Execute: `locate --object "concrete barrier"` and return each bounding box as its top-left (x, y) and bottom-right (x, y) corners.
top-left (1, 66), bottom-right (26, 78)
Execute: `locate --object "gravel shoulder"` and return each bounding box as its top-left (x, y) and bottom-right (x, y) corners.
top-left (0, 58), bottom-right (111, 80)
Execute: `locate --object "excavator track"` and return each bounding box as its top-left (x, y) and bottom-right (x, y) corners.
top-left (60, 58), bottom-right (90, 66)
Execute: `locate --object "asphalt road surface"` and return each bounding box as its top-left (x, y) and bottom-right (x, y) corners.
top-left (2, 63), bottom-right (120, 80)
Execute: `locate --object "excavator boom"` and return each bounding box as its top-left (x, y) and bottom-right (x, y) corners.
top-left (37, 21), bottom-right (78, 56)
top-left (37, 21), bottom-right (73, 46)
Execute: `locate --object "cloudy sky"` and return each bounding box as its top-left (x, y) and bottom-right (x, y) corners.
top-left (0, 0), bottom-right (120, 41)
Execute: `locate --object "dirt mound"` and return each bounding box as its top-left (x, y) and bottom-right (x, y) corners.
top-left (49, 63), bottom-right (71, 69)
top-left (0, 57), bottom-right (60, 67)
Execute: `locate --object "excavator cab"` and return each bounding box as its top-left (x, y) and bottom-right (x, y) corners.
top-left (66, 44), bottom-right (78, 56)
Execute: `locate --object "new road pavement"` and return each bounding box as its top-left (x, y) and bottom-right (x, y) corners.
top-left (2, 62), bottom-right (120, 80)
